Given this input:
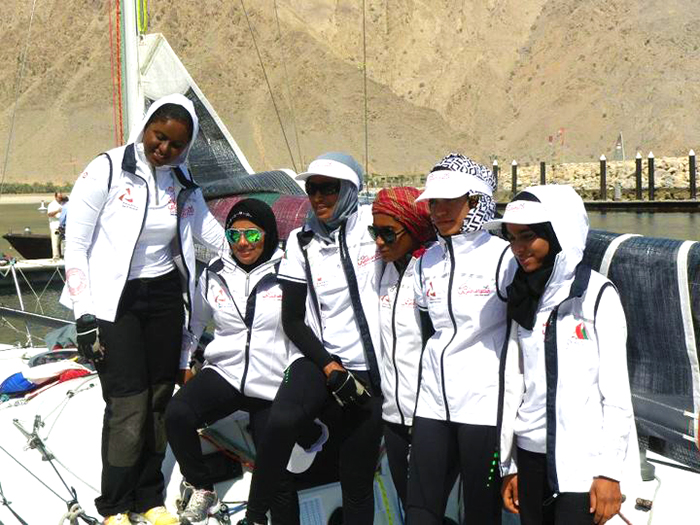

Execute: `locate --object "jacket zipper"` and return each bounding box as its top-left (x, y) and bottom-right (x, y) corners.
top-left (176, 186), bottom-right (194, 329)
top-left (214, 260), bottom-right (276, 395)
top-left (152, 168), bottom-right (159, 205)
top-left (123, 174), bottom-right (149, 289)
top-left (440, 237), bottom-right (459, 422)
top-left (391, 265), bottom-right (406, 425)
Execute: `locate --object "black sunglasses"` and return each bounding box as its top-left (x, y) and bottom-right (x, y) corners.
top-left (368, 225), bottom-right (406, 244)
top-left (305, 180), bottom-right (341, 196)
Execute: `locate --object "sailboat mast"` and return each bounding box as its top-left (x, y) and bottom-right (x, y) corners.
top-left (121, 0), bottom-right (144, 139)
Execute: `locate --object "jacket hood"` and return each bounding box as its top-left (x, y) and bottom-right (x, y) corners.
top-left (127, 93), bottom-right (200, 167)
top-left (525, 185), bottom-right (589, 291)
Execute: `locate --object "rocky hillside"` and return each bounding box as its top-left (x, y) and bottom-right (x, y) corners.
top-left (1, 0), bottom-right (699, 183)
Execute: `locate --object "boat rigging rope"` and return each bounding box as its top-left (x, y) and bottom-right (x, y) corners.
top-left (2, 419), bottom-right (99, 524)
top-left (239, 0), bottom-right (298, 173)
top-left (272, 0), bottom-right (304, 168)
top-left (0, 0), bottom-right (40, 200)
top-left (361, 0), bottom-right (370, 187)
top-left (0, 441), bottom-right (69, 504)
top-left (0, 480), bottom-right (29, 525)
top-left (107, 0), bottom-right (122, 147)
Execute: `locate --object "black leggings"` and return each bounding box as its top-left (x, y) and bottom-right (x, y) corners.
top-left (164, 368), bottom-right (299, 525)
top-left (384, 421), bottom-right (460, 513)
top-left (94, 270), bottom-right (183, 517)
top-left (384, 422), bottom-right (412, 508)
top-left (406, 417), bottom-right (502, 525)
top-left (516, 447), bottom-right (593, 525)
top-left (245, 357), bottom-right (383, 525)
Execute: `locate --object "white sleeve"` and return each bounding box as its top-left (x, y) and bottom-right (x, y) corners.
top-left (191, 188), bottom-right (225, 253)
top-left (180, 270), bottom-right (213, 368)
top-left (594, 285), bottom-right (634, 482)
top-left (413, 255), bottom-right (428, 311)
top-left (278, 231), bottom-right (307, 284)
top-left (63, 155), bottom-right (111, 319)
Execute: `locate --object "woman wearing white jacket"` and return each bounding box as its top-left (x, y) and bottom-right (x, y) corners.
top-left (407, 153), bottom-right (515, 525)
top-left (243, 153), bottom-right (384, 525)
top-left (371, 186), bottom-right (435, 508)
top-left (62, 94), bottom-right (224, 525)
top-left (489, 185), bottom-right (638, 525)
top-left (165, 199), bottom-right (311, 525)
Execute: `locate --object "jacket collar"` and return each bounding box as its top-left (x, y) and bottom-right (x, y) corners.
top-left (122, 142), bottom-right (198, 190)
top-left (220, 249), bottom-right (283, 277)
top-left (122, 143), bottom-right (137, 175)
top-left (437, 229), bottom-right (490, 255)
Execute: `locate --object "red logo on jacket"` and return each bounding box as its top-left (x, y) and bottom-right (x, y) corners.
top-left (119, 188), bottom-right (133, 203)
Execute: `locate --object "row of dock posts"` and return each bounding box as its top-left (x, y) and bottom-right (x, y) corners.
top-left (495, 151), bottom-right (698, 200)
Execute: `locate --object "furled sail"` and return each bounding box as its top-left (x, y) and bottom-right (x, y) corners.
top-left (584, 230), bottom-right (700, 471)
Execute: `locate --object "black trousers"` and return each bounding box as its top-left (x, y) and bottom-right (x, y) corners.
top-left (385, 421), bottom-right (460, 513)
top-left (245, 357), bottom-right (384, 525)
top-left (94, 270), bottom-right (183, 516)
top-left (406, 417), bottom-right (502, 525)
top-left (384, 422), bottom-right (412, 508)
top-left (164, 367), bottom-right (299, 524)
top-left (517, 447), bottom-right (593, 525)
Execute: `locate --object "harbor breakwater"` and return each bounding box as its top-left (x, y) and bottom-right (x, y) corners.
top-left (368, 154), bottom-right (698, 201)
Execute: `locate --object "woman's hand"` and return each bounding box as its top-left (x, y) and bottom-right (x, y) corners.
top-left (589, 477), bottom-right (622, 524)
top-left (501, 474), bottom-right (519, 514)
top-left (323, 360), bottom-right (345, 378)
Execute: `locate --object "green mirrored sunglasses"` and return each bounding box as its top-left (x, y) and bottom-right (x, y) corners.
top-left (225, 228), bottom-right (263, 244)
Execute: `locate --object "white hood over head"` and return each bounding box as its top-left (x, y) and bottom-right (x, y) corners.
top-left (523, 185), bottom-right (589, 287)
top-left (127, 93), bottom-right (200, 167)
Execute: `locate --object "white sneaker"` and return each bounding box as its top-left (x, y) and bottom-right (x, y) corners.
top-left (286, 419), bottom-right (329, 474)
top-left (179, 485), bottom-right (220, 524)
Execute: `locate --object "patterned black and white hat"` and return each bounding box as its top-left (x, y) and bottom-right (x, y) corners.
top-left (416, 153), bottom-right (496, 202)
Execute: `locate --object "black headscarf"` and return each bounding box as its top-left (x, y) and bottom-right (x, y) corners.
top-left (224, 198), bottom-right (279, 272)
top-left (505, 192), bottom-right (562, 330)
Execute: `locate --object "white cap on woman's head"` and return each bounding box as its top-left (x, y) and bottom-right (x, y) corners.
top-left (416, 153), bottom-right (495, 202)
top-left (483, 199), bottom-right (551, 230)
top-left (296, 152), bottom-right (364, 190)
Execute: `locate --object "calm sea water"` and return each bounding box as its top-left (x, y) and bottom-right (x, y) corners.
top-left (2, 201), bottom-right (700, 343)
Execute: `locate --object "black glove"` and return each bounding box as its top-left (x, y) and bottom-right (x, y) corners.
top-left (327, 368), bottom-right (371, 407)
top-left (76, 314), bottom-right (104, 363)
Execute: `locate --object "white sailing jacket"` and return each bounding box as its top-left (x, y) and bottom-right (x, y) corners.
top-left (61, 95), bottom-right (224, 323)
top-left (379, 256), bottom-right (423, 426)
top-left (414, 230), bottom-right (515, 425)
top-left (181, 249), bottom-right (292, 402)
top-left (497, 185), bottom-right (639, 493)
top-left (279, 205), bottom-right (383, 371)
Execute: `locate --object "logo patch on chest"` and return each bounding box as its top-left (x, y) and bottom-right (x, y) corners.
top-left (573, 322), bottom-right (590, 340)
top-left (118, 187), bottom-right (138, 210)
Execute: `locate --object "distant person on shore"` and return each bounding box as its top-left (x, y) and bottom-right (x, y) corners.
top-left (58, 196), bottom-right (69, 255)
top-left (61, 94), bottom-right (224, 525)
top-left (47, 191), bottom-right (66, 259)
